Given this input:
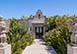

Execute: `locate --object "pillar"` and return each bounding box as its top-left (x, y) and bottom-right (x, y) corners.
top-left (37, 27), bottom-right (39, 33)
top-left (0, 17), bottom-right (11, 54)
top-left (43, 27), bottom-right (45, 34)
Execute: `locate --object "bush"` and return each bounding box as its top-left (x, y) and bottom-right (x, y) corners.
top-left (43, 26), bottom-right (71, 54)
top-left (43, 16), bottom-right (74, 54)
top-left (6, 18), bottom-right (35, 54)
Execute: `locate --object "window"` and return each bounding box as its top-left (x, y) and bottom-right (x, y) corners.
top-left (38, 14), bottom-right (41, 18)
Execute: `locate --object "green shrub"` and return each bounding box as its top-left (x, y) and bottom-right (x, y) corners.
top-left (43, 26), bottom-right (71, 54)
top-left (6, 18), bottom-right (35, 54)
top-left (43, 15), bottom-right (74, 54)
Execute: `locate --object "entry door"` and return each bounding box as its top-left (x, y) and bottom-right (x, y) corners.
top-left (41, 27), bottom-right (43, 35)
top-left (35, 27), bottom-right (38, 38)
top-left (35, 27), bottom-right (43, 39)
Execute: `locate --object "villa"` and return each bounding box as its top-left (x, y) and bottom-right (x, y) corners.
top-left (19, 9), bottom-right (48, 38)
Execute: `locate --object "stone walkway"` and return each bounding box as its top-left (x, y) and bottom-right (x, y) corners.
top-left (22, 39), bottom-right (57, 54)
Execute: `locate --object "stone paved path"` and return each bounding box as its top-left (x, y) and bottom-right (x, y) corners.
top-left (22, 39), bottom-right (57, 54)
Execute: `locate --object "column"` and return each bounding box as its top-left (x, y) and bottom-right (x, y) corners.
top-left (37, 27), bottom-right (39, 33)
top-left (38, 27), bottom-right (40, 33)
top-left (28, 27), bottom-right (30, 32)
top-left (43, 27), bottom-right (45, 34)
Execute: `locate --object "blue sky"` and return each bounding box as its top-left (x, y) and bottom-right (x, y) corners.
top-left (0, 0), bottom-right (77, 19)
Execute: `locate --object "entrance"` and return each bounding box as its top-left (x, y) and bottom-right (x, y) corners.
top-left (35, 27), bottom-right (43, 39)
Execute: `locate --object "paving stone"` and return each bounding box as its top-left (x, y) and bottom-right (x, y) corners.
top-left (22, 39), bottom-right (57, 54)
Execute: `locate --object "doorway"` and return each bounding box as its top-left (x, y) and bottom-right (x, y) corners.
top-left (35, 27), bottom-right (43, 39)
